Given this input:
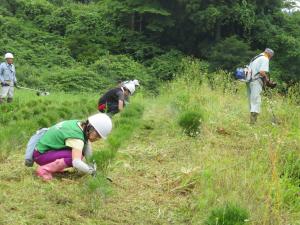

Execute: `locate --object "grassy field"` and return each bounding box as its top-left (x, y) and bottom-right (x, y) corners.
top-left (0, 72), bottom-right (299, 224)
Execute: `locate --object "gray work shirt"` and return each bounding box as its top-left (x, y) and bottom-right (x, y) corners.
top-left (0, 62), bottom-right (17, 83)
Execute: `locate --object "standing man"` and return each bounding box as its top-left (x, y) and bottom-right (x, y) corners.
top-left (0, 53), bottom-right (17, 103)
top-left (247, 48), bottom-right (274, 124)
top-left (98, 82), bottom-right (135, 116)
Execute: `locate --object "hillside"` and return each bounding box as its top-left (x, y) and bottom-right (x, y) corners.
top-left (0, 65), bottom-right (299, 224)
top-left (1, 0), bottom-right (300, 92)
top-left (0, 1), bottom-right (299, 224)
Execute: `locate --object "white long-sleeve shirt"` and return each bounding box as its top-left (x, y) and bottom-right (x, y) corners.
top-left (0, 62), bottom-right (17, 83)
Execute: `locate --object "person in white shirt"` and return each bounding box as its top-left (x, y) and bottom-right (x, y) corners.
top-left (0, 53), bottom-right (17, 103)
top-left (247, 48), bottom-right (274, 124)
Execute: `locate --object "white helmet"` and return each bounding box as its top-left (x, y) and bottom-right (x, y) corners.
top-left (4, 53), bottom-right (14, 59)
top-left (132, 79), bottom-right (140, 86)
top-left (123, 82), bottom-right (135, 94)
top-left (88, 113), bottom-right (112, 139)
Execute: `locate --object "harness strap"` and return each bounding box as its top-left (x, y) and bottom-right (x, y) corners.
top-left (249, 54), bottom-right (264, 82)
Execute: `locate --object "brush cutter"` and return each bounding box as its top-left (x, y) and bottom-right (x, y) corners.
top-left (17, 86), bottom-right (50, 96)
top-left (265, 88), bottom-right (278, 125)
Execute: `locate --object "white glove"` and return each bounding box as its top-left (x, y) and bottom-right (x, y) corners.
top-left (73, 159), bottom-right (96, 175)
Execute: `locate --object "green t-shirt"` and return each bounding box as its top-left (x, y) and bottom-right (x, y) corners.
top-left (36, 120), bottom-right (86, 153)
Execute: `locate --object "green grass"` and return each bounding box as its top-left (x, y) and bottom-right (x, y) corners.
top-left (91, 99), bottom-right (145, 174)
top-left (0, 89), bottom-right (98, 161)
top-left (0, 67), bottom-right (299, 224)
top-left (205, 203), bottom-right (249, 225)
top-left (178, 110), bottom-right (203, 137)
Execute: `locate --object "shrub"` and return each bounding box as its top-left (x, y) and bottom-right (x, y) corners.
top-left (287, 83), bottom-right (300, 105)
top-left (205, 203), bottom-right (249, 225)
top-left (147, 49), bottom-right (184, 81)
top-left (268, 32), bottom-right (300, 85)
top-left (66, 11), bottom-right (121, 62)
top-left (118, 33), bottom-right (164, 61)
top-left (43, 7), bottom-right (75, 35)
top-left (91, 54), bottom-right (156, 91)
top-left (178, 110), bottom-right (203, 137)
top-left (208, 36), bottom-right (256, 72)
top-left (16, 0), bottom-right (54, 20)
top-left (42, 66), bottom-right (111, 92)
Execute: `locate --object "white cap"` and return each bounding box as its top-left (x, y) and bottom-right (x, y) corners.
top-left (4, 53), bottom-right (14, 59)
top-left (123, 82), bottom-right (135, 94)
top-left (88, 113), bottom-right (112, 139)
top-left (132, 79), bottom-right (140, 86)
top-left (264, 48), bottom-right (274, 56)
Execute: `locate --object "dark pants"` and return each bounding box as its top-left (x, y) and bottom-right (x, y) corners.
top-left (98, 103), bottom-right (119, 115)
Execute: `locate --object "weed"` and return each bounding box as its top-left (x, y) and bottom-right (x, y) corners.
top-left (205, 203), bottom-right (249, 225)
top-left (178, 110), bottom-right (203, 137)
top-left (287, 83), bottom-right (300, 105)
top-left (91, 102), bottom-right (144, 175)
top-left (280, 150), bottom-right (300, 186)
top-left (87, 174), bottom-right (113, 197)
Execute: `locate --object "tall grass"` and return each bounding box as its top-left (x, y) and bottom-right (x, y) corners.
top-left (159, 58), bottom-right (300, 224)
top-left (88, 100), bottom-right (144, 193)
top-left (0, 90), bottom-right (97, 161)
top-left (91, 101), bottom-right (144, 173)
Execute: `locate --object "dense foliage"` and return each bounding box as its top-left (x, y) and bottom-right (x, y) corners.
top-left (0, 0), bottom-right (299, 91)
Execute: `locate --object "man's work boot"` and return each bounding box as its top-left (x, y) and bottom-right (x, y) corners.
top-left (250, 112), bottom-right (258, 125)
top-left (36, 159), bottom-right (68, 181)
top-left (7, 98), bottom-right (13, 103)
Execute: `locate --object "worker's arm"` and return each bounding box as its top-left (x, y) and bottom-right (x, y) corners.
top-left (118, 100), bottom-right (124, 111)
top-left (66, 138), bottom-right (95, 175)
top-left (72, 149), bottom-right (95, 175)
top-left (116, 89), bottom-right (125, 111)
top-left (259, 71), bottom-right (267, 77)
top-left (0, 64), bottom-right (4, 83)
top-left (83, 141), bottom-right (92, 159)
top-left (259, 71), bottom-right (269, 80)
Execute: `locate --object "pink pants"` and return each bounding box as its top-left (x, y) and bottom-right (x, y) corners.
top-left (33, 149), bottom-right (73, 167)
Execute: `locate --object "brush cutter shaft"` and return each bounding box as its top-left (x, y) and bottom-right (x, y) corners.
top-left (18, 86), bottom-right (40, 92)
top-left (18, 86), bottom-right (50, 96)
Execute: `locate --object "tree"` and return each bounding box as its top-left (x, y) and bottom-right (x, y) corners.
top-left (103, 0), bottom-right (174, 33)
top-left (208, 36), bottom-right (256, 71)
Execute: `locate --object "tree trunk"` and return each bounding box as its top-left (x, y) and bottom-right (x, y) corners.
top-left (139, 14), bottom-right (143, 32)
top-left (131, 13), bottom-right (135, 31)
top-left (215, 21), bottom-right (221, 41)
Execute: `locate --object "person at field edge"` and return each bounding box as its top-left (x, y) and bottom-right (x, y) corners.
top-left (119, 79), bottom-right (140, 104)
top-left (247, 48), bottom-right (274, 124)
top-left (120, 79), bottom-right (140, 88)
top-left (98, 82), bottom-right (135, 115)
top-left (33, 113), bottom-right (112, 181)
top-left (0, 53), bottom-right (17, 103)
